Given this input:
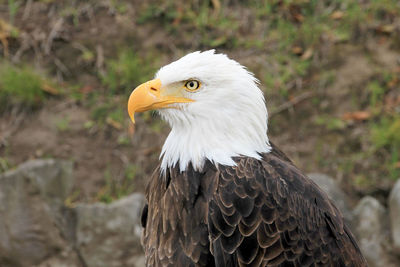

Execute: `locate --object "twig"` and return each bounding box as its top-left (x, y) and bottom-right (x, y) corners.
top-left (112, 150), bottom-right (130, 165)
top-left (140, 146), bottom-right (161, 156)
top-left (45, 18), bottom-right (64, 55)
top-left (53, 98), bottom-right (75, 112)
top-left (22, 0), bottom-right (33, 21)
top-left (0, 106), bottom-right (25, 147)
top-left (83, 3), bottom-right (96, 25)
top-left (0, 35), bottom-right (9, 58)
top-left (211, 0), bottom-right (221, 14)
top-left (12, 32), bottom-right (31, 63)
top-left (53, 56), bottom-right (70, 76)
top-left (269, 91), bottom-right (315, 117)
top-left (96, 44), bottom-right (105, 74)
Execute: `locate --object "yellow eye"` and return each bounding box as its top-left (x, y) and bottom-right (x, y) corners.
top-left (184, 80), bottom-right (200, 92)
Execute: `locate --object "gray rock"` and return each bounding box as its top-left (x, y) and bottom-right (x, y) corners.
top-left (21, 159), bottom-right (72, 199)
top-left (307, 173), bottom-right (353, 225)
top-left (0, 159), bottom-right (75, 267)
top-left (0, 159), bottom-right (146, 267)
top-left (389, 179), bottom-right (400, 252)
top-left (75, 193), bottom-right (145, 267)
top-left (353, 196), bottom-right (398, 267)
top-left (33, 246), bottom-right (81, 267)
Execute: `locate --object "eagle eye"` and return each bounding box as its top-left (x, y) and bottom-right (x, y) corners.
top-left (184, 80), bottom-right (200, 92)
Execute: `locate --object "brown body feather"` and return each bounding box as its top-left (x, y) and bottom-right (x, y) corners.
top-left (141, 144), bottom-right (367, 267)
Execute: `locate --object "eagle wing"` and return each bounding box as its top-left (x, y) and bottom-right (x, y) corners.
top-left (208, 147), bottom-right (367, 267)
top-left (141, 163), bottom-right (218, 266)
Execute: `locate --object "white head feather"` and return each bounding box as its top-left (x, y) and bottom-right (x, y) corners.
top-left (155, 50), bottom-right (271, 172)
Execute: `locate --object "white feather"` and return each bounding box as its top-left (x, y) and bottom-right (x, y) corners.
top-left (155, 50), bottom-right (271, 172)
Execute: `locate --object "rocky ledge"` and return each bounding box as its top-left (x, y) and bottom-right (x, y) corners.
top-left (1, 160), bottom-right (400, 267)
top-left (0, 159), bottom-right (145, 267)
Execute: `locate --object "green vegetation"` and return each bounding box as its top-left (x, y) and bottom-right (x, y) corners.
top-left (138, 1), bottom-right (239, 48)
top-left (371, 116), bottom-right (400, 149)
top-left (60, 6), bottom-right (80, 27)
top-left (101, 49), bottom-right (155, 95)
top-left (137, 3), bottom-right (178, 25)
top-left (56, 116), bottom-right (70, 132)
top-left (0, 156), bottom-right (12, 173)
top-left (97, 164), bottom-right (138, 203)
top-left (314, 115), bottom-right (346, 131)
top-left (371, 115), bottom-right (400, 180)
top-left (89, 101), bottom-right (126, 129)
top-left (368, 81), bottom-right (386, 110)
top-left (0, 63), bottom-right (49, 110)
top-left (7, 0), bottom-right (19, 24)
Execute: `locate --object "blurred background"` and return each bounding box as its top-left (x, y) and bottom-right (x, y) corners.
top-left (0, 0), bottom-right (400, 266)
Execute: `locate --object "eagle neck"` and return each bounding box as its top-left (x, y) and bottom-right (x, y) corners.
top-left (159, 111), bottom-right (271, 173)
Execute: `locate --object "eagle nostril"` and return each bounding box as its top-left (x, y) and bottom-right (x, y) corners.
top-left (150, 87), bottom-right (158, 92)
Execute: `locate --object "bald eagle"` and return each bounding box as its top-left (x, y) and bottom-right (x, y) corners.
top-left (128, 51), bottom-right (367, 267)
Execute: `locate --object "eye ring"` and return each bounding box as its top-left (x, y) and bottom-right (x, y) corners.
top-left (184, 80), bottom-right (201, 92)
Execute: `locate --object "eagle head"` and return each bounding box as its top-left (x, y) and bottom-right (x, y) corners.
top-left (128, 50), bottom-right (271, 172)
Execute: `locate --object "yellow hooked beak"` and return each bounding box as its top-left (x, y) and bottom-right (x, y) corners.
top-left (127, 78), bottom-right (194, 123)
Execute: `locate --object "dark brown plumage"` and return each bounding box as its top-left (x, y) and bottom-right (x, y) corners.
top-left (141, 143), bottom-right (367, 266)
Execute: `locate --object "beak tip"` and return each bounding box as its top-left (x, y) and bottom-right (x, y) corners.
top-left (129, 112), bottom-right (136, 124)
